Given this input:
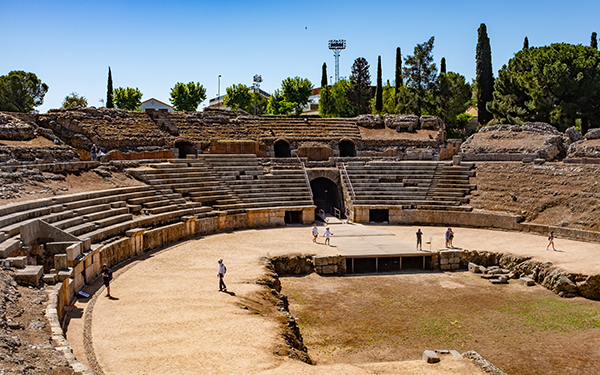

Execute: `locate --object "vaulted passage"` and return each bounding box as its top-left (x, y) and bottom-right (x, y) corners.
top-left (310, 177), bottom-right (340, 214)
top-left (274, 140), bottom-right (291, 157)
top-left (339, 140), bottom-right (356, 157)
top-left (175, 141), bottom-right (195, 158)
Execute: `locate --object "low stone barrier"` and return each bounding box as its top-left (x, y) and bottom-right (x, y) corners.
top-left (312, 255), bottom-right (346, 275)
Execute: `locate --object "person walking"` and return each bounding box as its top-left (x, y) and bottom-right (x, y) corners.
top-left (345, 208), bottom-right (350, 224)
top-left (445, 228), bottom-right (454, 248)
top-left (101, 264), bottom-right (113, 297)
top-left (324, 227), bottom-right (333, 245)
top-left (312, 223), bottom-right (319, 243)
top-left (416, 228), bottom-right (423, 251)
top-left (91, 144), bottom-right (98, 161)
top-left (217, 258), bottom-right (227, 292)
top-left (546, 231), bottom-right (555, 251)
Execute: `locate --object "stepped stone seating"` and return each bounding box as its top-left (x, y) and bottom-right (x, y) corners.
top-left (199, 154), bottom-right (314, 211)
top-left (343, 161), bottom-right (475, 211)
top-left (251, 118), bottom-right (361, 141)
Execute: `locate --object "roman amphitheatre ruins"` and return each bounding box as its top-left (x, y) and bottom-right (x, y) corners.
top-left (1, 107), bottom-right (600, 375)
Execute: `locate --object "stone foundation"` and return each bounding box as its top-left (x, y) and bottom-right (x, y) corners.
top-left (312, 255), bottom-right (346, 275)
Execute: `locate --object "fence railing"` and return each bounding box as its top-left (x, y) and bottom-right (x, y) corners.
top-left (333, 207), bottom-right (341, 219)
top-left (341, 162), bottom-right (356, 200)
top-left (297, 156), bottom-right (313, 202)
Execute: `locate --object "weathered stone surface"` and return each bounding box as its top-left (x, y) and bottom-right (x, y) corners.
top-left (519, 277), bottom-right (535, 286)
top-left (0, 113), bottom-right (36, 140)
top-left (356, 114), bottom-right (383, 128)
top-left (54, 254), bottom-right (68, 271)
top-left (384, 114), bottom-right (419, 130)
top-left (542, 271), bottom-right (578, 298)
top-left (420, 116), bottom-right (444, 130)
top-left (6, 256), bottom-right (26, 268)
top-left (14, 265), bottom-right (44, 286)
top-left (312, 256), bottom-right (329, 267)
top-left (272, 255), bottom-right (313, 275)
top-left (585, 128), bottom-right (600, 140)
top-left (481, 274), bottom-right (499, 279)
top-left (565, 126), bottom-right (584, 143)
top-left (577, 275), bottom-right (600, 300)
top-left (423, 350), bottom-right (440, 363)
top-left (43, 273), bottom-right (58, 285)
top-left (468, 262), bottom-right (481, 273)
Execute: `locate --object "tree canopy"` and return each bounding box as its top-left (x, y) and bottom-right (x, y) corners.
top-left (0, 71), bottom-right (48, 113)
top-left (61, 92), bottom-right (88, 109)
top-left (347, 57), bottom-right (371, 114)
top-left (476, 23), bottom-right (494, 125)
top-left (374, 56), bottom-right (383, 113)
top-left (268, 77), bottom-right (312, 116)
top-left (113, 87), bottom-right (143, 111)
top-left (169, 82), bottom-right (207, 112)
top-left (319, 79), bottom-right (356, 118)
top-left (106, 67), bottom-right (114, 108)
top-left (436, 71), bottom-right (472, 131)
top-left (488, 43), bottom-right (600, 132)
top-left (223, 84), bottom-right (252, 112)
top-left (403, 36), bottom-right (437, 116)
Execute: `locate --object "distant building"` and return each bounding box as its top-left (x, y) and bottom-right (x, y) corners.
top-left (207, 87), bottom-right (270, 109)
top-left (140, 98), bottom-right (174, 112)
top-left (303, 87), bottom-right (322, 115)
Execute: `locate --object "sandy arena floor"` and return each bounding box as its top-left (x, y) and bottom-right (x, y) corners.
top-left (64, 224), bottom-right (600, 374)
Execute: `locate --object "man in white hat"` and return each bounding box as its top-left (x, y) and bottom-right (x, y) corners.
top-left (217, 258), bottom-right (227, 292)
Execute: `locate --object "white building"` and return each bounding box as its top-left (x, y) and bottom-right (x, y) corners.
top-left (140, 98), bottom-right (174, 112)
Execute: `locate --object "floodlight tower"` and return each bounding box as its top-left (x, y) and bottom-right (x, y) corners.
top-left (328, 39), bottom-right (346, 83)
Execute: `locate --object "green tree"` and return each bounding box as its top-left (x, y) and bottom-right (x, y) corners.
top-left (403, 36), bottom-right (438, 116)
top-left (395, 47), bottom-right (402, 97)
top-left (592, 32), bottom-right (598, 50)
top-left (113, 87), bottom-right (143, 111)
top-left (347, 57), bottom-right (371, 114)
top-left (106, 67), bottom-right (114, 108)
top-left (223, 84), bottom-right (252, 111)
top-left (169, 82), bottom-right (207, 112)
top-left (61, 92), bottom-right (88, 109)
top-left (267, 89), bottom-right (295, 115)
top-left (476, 23), bottom-right (494, 125)
top-left (0, 71), bottom-right (48, 113)
top-left (250, 92), bottom-right (269, 115)
top-left (279, 76), bottom-right (313, 116)
top-left (523, 36), bottom-right (529, 50)
top-left (321, 63), bottom-right (328, 88)
top-left (324, 79), bottom-right (356, 117)
top-left (374, 55), bottom-right (383, 113)
top-left (318, 86), bottom-right (334, 117)
top-left (440, 57), bottom-right (447, 74)
top-left (435, 71), bottom-right (472, 130)
top-left (488, 43), bottom-right (600, 132)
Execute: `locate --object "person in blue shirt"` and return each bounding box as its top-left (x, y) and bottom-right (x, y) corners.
top-left (217, 258), bottom-right (227, 292)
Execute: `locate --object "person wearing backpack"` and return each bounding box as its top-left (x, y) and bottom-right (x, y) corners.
top-left (102, 264), bottom-right (113, 297)
top-left (217, 258), bottom-right (227, 292)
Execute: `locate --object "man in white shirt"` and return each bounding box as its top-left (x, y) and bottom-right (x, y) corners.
top-left (217, 258), bottom-right (227, 292)
top-left (312, 223), bottom-right (319, 243)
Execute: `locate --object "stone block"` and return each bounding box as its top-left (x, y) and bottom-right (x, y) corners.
top-left (479, 266), bottom-right (487, 273)
top-left (522, 157), bottom-right (533, 163)
top-left (6, 256), bottom-right (27, 268)
top-left (43, 273), bottom-right (58, 285)
top-left (519, 277), bottom-right (535, 286)
top-left (54, 254), bottom-right (68, 270)
top-left (440, 264), bottom-right (451, 271)
top-left (0, 231), bottom-right (6, 241)
top-left (322, 265), bottom-right (337, 274)
top-left (449, 257), bottom-right (459, 264)
top-left (14, 265), bottom-right (44, 287)
top-left (57, 268), bottom-right (73, 282)
top-left (449, 350), bottom-right (463, 358)
top-left (468, 262), bottom-right (481, 273)
top-left (440, 258), bottom-right (449, 265)
top-left (126, 228), bottom-right (145, 237)
top-left (481, 274), bottom-right (499, 279)
top-left (66, 243), bottom-right (81, 262)
top-left (488, 268), bottom-right (504, 275)
top-left (423, 350), bottom-right (440, 363)
top-left (533, 158), bottom-right (546, 165)
top-left (451, 263), bottom-right (460, 270)
top-left (0, 238), bottom-right (21, 258)
top-left (313, 256), bottom-right (329, 267)
top-left (452, 155), bottom-right (462, 166)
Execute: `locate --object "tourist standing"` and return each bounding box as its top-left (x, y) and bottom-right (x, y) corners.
top-left (445, 228), bottom-right (454, 248)
top-left (345, 208), bottom-right (350, 224)
top-left (416, 229), bottom-right (423, 251)
top-left (546, 231), bottom-right (555, 251)
top-left (312, 223), bottom-right (319, 243)
top-left (101, 264), bottom-right (113, 297)
top-left (91, 144), bottom-right (98, 161)
top-left (324, 227), bottom-right (333, 245)
top-left (217, 258), bottom-right (227, 292)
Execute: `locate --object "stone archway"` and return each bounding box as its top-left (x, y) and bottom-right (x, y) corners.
top-left (273, 139), bottom-right (291, 157)
top-left (339, 139), bottom-right (356, 157)
top-left (175, 141), bottom-right (195, 159)
top-left (310, 177), bottom-right (340, 214)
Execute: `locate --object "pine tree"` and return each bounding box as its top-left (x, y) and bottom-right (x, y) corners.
top-left (523, 36), bottom-right (529, 50)
top-left (404, 36), bottom-right (437, 116)
top-left (440, 57), bottom-right (446, 74)
top-left (592, 32), bottom-right (598, 50)
top-left (347, 57), bottom-right (371, 114)
top-left (106, 67), bottom-right (114, 108)
top-left (375, 55), bottom-right (383, 112)
top-left (476, 23), bottom-right (494, 125)
top-left (395, 47), bottom-right (402, 93)
top-left (321, 63), bottom-right (328, 88)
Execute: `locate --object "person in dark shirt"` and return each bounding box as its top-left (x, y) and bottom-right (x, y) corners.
top-left (102, 264), bottom-right (113, 297)
top-left (416, 229), bottom-right (423, 250)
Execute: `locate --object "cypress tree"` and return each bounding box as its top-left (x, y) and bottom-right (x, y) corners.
top-left (375, 55), bottom-right (383, 112)
top-left (321, 63), bottom-right (328, 88)
top-left (592, 32), bottom-right (598, 50)
top-left (395, 47), bottom-right (402, 92)
top-left (523, 36), bottom-right (529, 50)
top-left (440, 57), bottom-right (446, 74)
top-left (106, 67), bottom-right (114, 108)
top-left (476, 23), bottom-right (494, 125)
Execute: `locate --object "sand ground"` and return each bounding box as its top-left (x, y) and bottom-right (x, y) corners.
top-left (64, 224), bottom-right (600, 374)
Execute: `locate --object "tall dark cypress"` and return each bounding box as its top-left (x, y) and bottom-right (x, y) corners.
top-left (440, 57), bottom-right (446, 74)
top-left (476, 23), bottom-right (494, 125)
top-left (106, 67), bottom-right (114, 108)
top-left (321, 63), bottom-right (328, 88)
top-left (592, 32), bottom-right (598, 50)
top-left (375, 55), bottom-right (383, 112)
top-left (395, 47), bottom-right (402, 92)
top-left (523, 36), bottom-right (529, 50)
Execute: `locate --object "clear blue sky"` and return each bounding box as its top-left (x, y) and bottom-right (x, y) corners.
top-left (2, 0), bottom-right (598, 113)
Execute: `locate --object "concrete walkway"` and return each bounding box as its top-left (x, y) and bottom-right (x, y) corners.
top-left (65, 224), bottom-right (600, 374)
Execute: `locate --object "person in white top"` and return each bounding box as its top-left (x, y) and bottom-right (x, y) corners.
top-left (217, 258), bottom-right (227, 292)
top-left (312, 223), bottom-right (319, 243)
top-left (324, 227), bottom-right (333, 245)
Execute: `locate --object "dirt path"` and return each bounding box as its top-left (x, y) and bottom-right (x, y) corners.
top-left (65, 224), bottom-right (600, 374)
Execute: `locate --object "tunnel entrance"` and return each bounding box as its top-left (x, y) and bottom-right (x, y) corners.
top-left (175, 141), bottom-right (195, 159)
top-left (339, 140), bottom-right (356, 157)
top-left (310, 177), bottom-right (340, 214)
top-left (274, 140), bottom-right (291, 157)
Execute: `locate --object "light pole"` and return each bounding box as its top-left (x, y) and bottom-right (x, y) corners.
top-left (218, 75), bottom-right (221, 107)
top-left (253, 74), bottom-right (262, 115)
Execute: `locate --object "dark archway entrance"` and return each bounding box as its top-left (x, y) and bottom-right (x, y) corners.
top-left (274, 140), bottom-right (291, 157)
top-left (175, 141), bottom-right (195, 159)
top-left (339, 140), bottom-right (356, 157)
top-left (310, 177), bottom-right (340, 214)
